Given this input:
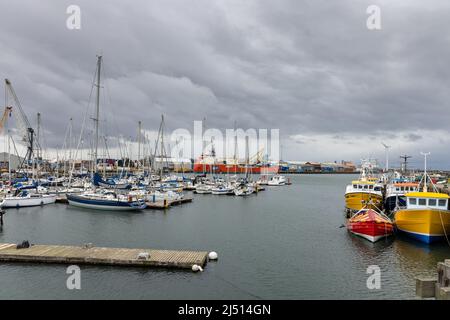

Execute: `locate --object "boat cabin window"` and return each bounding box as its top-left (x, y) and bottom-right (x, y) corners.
top-left (408, 197), bottom-right (448, 208)
top-left (363, 185), bottom-right (368, 190)
top-left (396, 187), bottom-right (400, 191)
top-left (374, 186), bottom-right (381, 191)
top-left (353, 184), bottom-right (357, 188)
top-left (369, 185), bottom-right (373, 189)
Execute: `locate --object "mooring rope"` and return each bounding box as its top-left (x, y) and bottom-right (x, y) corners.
top-left (213, 272), bottom-right (264, 300)
top-left (438, 209), bottom-right (450, 248)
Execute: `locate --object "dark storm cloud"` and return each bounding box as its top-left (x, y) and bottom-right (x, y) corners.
top-left (1, 0), bottom-right (450, 166)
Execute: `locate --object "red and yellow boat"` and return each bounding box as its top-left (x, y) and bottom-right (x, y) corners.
top-left (347, 209), bottom-right (394, 242)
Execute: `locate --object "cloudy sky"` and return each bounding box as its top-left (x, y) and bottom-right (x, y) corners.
top-left (1, 0), bottom-right (450, 169)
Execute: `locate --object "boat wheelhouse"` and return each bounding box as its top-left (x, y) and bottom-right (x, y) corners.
top-left (384, 182), bottom-right (419, 213)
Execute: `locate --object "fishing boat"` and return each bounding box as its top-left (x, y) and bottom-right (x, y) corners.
top-left (394, 192), bottom-right (450, 243)
top-left (345, 161), bottom-right (383, 212)
top-left (347, 208), bottom-right (394, 242)
top-left (267, 175), bottom-right (287, 186)
top-left (384, 181), bottom-right (419, 213)
top-left (67, 192), bottom-right (146, 211)
top-left (1, 190), bottom-right (56, 208)
top-left (394, 153), bottom-right (450, 244)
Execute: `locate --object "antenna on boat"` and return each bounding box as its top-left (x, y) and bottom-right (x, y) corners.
top-left (420, 152), bottom-right (430, 192)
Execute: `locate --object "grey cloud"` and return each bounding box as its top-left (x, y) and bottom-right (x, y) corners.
top-left (1, 0), bottom-right (450, 166)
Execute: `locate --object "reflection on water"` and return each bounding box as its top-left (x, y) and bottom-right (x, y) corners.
top-left (0, 174), bottom-right (448, 299)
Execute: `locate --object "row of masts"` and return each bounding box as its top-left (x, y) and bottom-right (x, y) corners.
top-left (2, 55), bottom-right (259, 181)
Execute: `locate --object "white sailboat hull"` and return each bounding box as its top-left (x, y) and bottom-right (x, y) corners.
top-left (1, 195), bottom-right (56, 208)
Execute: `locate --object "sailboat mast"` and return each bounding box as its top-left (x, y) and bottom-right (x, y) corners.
top-left (138, 120), bottom-right (141, 172)
top-left (94, 55), bottom-right (102, 174)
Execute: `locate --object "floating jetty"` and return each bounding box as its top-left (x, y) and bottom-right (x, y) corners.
top-left (145, 197), bottom-right (193, 209)
top-left (0, 243), bottom-right (208, 269)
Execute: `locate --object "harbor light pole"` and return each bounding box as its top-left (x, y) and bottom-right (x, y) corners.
top-left (420, 152), bottom-right (430, 192)
top-left (381, 142), bottom-right (391, 172)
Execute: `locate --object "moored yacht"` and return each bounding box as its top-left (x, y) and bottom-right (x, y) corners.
top-left (267, 175), bottom-right (287, 186)
top-left (1, 190), bottom-right (56, 208)
top-left (67, 191), bottom-right (146, 211)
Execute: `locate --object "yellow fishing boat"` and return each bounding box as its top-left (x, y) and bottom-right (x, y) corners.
top-left (393, 152), bottom-right (450, 244)
top-left (394, 192), bottom-right (450, 244)
top-left (345, 161), bottom-right (383, 212)
top-left (345, 179), bottom-right (383, 211)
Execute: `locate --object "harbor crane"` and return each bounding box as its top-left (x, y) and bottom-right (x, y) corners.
top-left (2, 79), bottom-right (41, 170)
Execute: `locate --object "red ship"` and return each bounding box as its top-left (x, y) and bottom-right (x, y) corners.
top-left (193, 154), bottom-right (278, 174)
top-left (347, 209), bottom-right (394, 242)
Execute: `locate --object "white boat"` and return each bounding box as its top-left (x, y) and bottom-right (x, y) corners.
top-left (211, 184), bottom-right (234, 195)
top-left (129, 189), bottom-right (183, 202)
top-left (195, 184), bottom-right (213, 194)
top-left (1, 190), bottom-right (56, 208)
top-left (256, 175), bottom-right (269, 185)
top-left (234, 184), bottom-right (255, 196)
top-left (267, 175), bottom-right (287, 186)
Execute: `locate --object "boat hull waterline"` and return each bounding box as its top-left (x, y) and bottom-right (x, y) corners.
top-left (394, 208), bottom-right (450, 244)
top-left (67, 194), bottom-right (146, 211)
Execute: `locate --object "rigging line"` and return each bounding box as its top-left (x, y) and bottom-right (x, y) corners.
top-left (101, 61), bottom-right (122, 160)
top-left (68, 60), bottom-right (98, 185)
top-left (438, 209), bottom-right (450, 248)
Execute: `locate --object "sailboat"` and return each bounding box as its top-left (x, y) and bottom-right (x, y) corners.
top-left (394, 153), bottom-right (450, 244)
top-left (1, 190), bottom-right (56, 208)
top-left (66, 56), bottom-right (146, 211)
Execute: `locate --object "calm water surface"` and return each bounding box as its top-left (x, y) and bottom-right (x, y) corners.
top-left (0, 174), bottom-right (448, 299)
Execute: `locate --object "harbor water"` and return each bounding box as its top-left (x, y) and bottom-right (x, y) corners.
top-left (0, 174), bottom-right (448, 299)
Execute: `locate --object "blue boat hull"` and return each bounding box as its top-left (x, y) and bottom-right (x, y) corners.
top-left (67, 194), bottom-right (146, 211)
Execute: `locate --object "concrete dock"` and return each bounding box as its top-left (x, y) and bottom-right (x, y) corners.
top-left (0, 243), bottom-right (208, 269)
